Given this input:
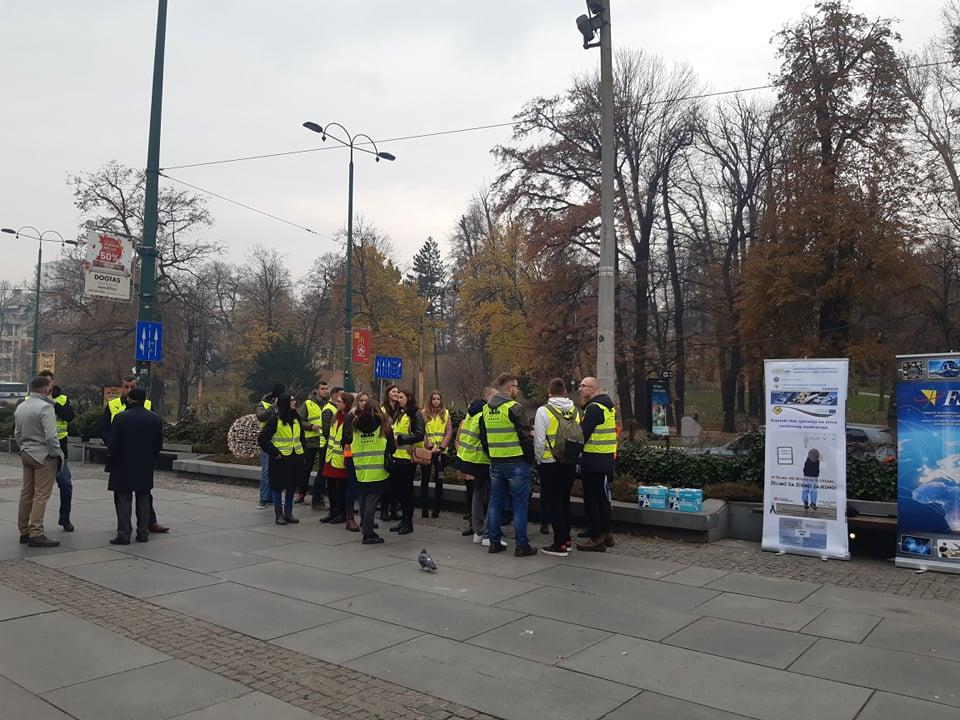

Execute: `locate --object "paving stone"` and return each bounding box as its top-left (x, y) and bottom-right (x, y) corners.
top-left (175, 527), bottom-right (300, 553)
top-left (152, 582), bottom-right (346, 640)
top-left (499, 586), bottom-right (696, 641)
top-left (272, 616), bottom-right (422, 664)
top-left (114, 537), bottom-right (270, 573)
top-left (856, 692), bottom-right (960, 720)
top-left (347, 634), bottom-right (636, 720)
top-left (357, 561), bottom-right (540, 605)
top-left (705, 571), bottom-right (821, 602)
top-left (602, 691), bottom-right (751, 720)
top-left (184, 496), bottom-right (263, 512)
top-left (791, 638), bottom-right (960, 706)
top-left (468, 616), bottom-right (611, 665)
top-left (800, 609), bottom-right (881, 642)
top-left (64, 556), bottom-right (223, 598)
top-left (664, 617), bottom-right (816, 669)
top-left (562, 551), bottom-right (681, 579)
top-left (194, 512), bottom-right (277, 530)
top-left (42, 659), bottom-right (247, 720)
top-left (0, 610), bottom-right (168, 692)
top-left (0, 674), bottom-right (74, 719)
top-left (662, 566), bottom-right (730, 587)
top-left (381, 537), bottom-right (561, 579)
top-left (331, 586), bottom-right (523, 641)
top-left (865, 617), bottom-right (960, 662)
top-left (0, 583), bottom-right (55, 620)
top-left (560, 634), bottom-right (871, 720)
top-left (0, 540), bottom-right (70, 561)
top-left (696, 592), bottom-right (824, 631)
top-left (802, 585), bottom-right (960, 625)
top-left (151, 500), bottom-right (237, 521)
top-left (218, 560), bottom-right (385, 605)
top-left (30, 547), bottom-right (127, 569)
top-left (169, 690), bottom-right (321, 719)
top-left (520, 564), bottom-right (718, 611)
top-left (253, 540), bottom-right (406, 574)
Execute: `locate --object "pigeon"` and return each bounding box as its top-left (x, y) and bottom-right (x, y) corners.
top-left (418, 548), bottom-right (437, 573)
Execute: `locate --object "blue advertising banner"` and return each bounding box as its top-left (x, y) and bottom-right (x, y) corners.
top-left (895, 353), bottom-right (960, 573)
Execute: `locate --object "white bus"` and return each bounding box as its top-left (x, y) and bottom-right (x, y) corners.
top-left (0, 382), bottom-right (27, 402)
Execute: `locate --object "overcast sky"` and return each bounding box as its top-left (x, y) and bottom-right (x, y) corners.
top-left (1, 1), bottom-right (943, 288)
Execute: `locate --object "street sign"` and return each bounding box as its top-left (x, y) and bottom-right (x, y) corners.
top-left (374, 355), bottom-right (403, 380)
top-left (135, 321), bottom-right (163, 362)
top-left (352, 328), bottom-right (372, 364)
top-left (38, 352), bottom-right (56, 374)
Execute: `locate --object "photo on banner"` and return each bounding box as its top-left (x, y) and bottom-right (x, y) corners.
top-left (762, 359), bottom-right (849, 560)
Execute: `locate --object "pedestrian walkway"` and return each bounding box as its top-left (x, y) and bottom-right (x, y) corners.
top-left (1, 457), bottom-right (959, 719)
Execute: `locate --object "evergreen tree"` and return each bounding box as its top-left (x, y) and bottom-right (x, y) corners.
top-left (408, 237), bottom-right (448, 352)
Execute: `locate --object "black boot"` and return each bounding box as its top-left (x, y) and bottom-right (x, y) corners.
top-left (421, 507), bottom-right (429, 519)
top-left (275, 508), bottom-right (287, 525)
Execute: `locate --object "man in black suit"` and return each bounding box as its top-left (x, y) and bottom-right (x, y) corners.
top-left (107, 388), bottom-right (163, 544)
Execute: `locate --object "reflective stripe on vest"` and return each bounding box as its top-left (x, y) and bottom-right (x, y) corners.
top-left (425, 409), bottom-right (448, 447)
top-left (542, 405), bottom-right (580, 462)
top-left (108, 397), bottom-right (153, 422)
top-left (353, 428), bottom-right (389, 483)
top-left (393, 413), bottom-right (423, 460)
top-left (482, 401), bottom-right (522, 459)
top-left (328, 420), bottom-right (346, 469)
top-left (321, 402), bottom-right (337, 448)
top-left (303, 399), bottom-right (322, 441)
top-left (456, 411), bottom-right (489, 465)
top-left (583, 403), bottom-right (617, 455)
top-left (272, 419), bottom-right (304, 456)
top-left (258, 400), bottom-right (271, 430)
top-left (54, 394), bottom-right (68, 440)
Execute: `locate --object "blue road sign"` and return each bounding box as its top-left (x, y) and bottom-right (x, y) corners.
top-left (135, 321), bottom-right (164, 362)
top-left (374, 355), bottom-right (403, 380)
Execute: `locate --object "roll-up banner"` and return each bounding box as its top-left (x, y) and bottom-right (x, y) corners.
top-left (762, 359), bottom-right (850, 560)
top-left (895, 353), bottom-right (960, 574)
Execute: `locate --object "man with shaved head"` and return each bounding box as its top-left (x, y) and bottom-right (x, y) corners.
top-left (577, 377), bottom-right (617, 552)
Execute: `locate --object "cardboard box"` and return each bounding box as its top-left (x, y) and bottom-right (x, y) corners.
top-left (677, 488), bottom-right (704, 513)
top-left (638, 485), bottom-right (668, 510)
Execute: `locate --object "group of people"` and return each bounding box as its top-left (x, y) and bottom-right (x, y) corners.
top-left (255, 372), bottom-right (617, 556)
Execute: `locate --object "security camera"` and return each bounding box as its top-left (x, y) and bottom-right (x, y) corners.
top-left (576, 14), bottom-right (597, 48)
top-left (586, 0), bottom-right (604, 15)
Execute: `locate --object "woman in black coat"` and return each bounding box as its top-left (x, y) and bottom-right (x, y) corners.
top-left (389, 389), bottom-right (425, 535)
top-left (258, 393), bottom-right (305, 525)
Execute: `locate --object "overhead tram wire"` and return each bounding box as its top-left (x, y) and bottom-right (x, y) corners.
top-left (159, 172), bottom-right (337, 241)
top-left (160, 60), bottom-right (952, 173)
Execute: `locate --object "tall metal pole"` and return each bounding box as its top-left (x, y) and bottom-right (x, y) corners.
top-left (31, 240), bottom-right (42, 380)
top-left (137, 0), bottom-right (168, 394)
top-left (597, 0), bottom-right (618, 403)
top-left (342, 149), bottom-right (355, 393)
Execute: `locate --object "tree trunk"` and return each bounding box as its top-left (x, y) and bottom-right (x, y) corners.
top-left (748, 372), bottom-right (762, 419)
top-left (736, 378), bottom-right (746, 414)
top-left (662, 169), bottom-right (685, 425)
top-left (178, 379), bottom-right (190, 419)
top-left (720, 345), bottom-right (742, 433)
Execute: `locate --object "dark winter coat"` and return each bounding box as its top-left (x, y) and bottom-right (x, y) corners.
top-left (258, 416), bottom-right (305, 491)
top-left (107, 404), bottom-right (163, 492)
top-left (580, 393), bottom-right (616, 473)
top-left (803, 458), bottom-right (820, 478)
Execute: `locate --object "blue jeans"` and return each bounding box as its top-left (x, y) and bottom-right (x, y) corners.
top-left (487, 462), bottom-right (531, 547)
top-left (272, 488), bottom-right (294, 516)
top-left (56, 460), bottom-right (72, 526)
top-left (259, 451), bottom-right (271, 503)
top-left (802, 477), bottom-right (818, 507)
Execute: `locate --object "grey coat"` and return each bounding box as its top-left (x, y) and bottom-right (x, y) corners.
top-left (14, 393), bottom-right (62, 466)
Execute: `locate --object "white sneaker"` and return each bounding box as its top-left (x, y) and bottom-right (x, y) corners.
top-left (481, 537), bottom-right (508, 547)
top-left (257, 502), bottom-right (268, 509)
top-left (473, 533), bottom-right (483, 544)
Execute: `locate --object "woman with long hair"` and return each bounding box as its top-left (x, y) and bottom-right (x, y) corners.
top-left (319, 391), bottom-right (354, 525)
top-left (389, 389), bottom-right (425, 535)
top-left (382, 384), bottom-right (401, 419)
top-left (342, 392), bottom-right (373, 532)
top-left (420, 390), bottom-right (452, 518)
top-left (379, 384), bottom-right (402, 522)
top-left (257, 392), bottom-right (304, 525)
top-left (352, 400), bottom-right (396, 543)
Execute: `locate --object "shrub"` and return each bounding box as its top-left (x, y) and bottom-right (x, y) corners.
top-left (76, 407), bottom-right (104, 441)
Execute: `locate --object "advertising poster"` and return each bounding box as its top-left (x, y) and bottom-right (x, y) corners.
top-left (762, 359), bottom-right (849, 559)
top-left (352, 328), bottom-right (371, 364)
top-left (895, 353), bottom-right (960, 574)
top-left (648, 379), bottom-right (670, 435)
top-left (82, 230), bottom-right (134, 301)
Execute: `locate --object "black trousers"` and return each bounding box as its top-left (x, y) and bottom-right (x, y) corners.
top-left (539, 463), bottom-right (575, 547)
top-left (391, 461), bottom-right (416, 528)
top-left (148, 491), bottom-right (158, 526)
top-left (419, 454), bottom-right (445, 512)
top-left (326, 475), bottom-right (346, 515)
top-left (114, 491), bottom-right (150, 541)
top-left (359, 487), bottom-right (381, 538)
top-left (582, 470), bottom-right (611, 539)
top-left (298, 446), bottom-right (320, 494)
top-left (311, 448), bottom-right (327, 501)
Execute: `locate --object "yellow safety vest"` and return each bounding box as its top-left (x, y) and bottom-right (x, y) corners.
top-left (353, 427), bottom-right (389, 483)
top-left (456, 411), bottom-right (489, 466)
top-left (482, 401), bottom-right (523, 459)
top-left (108, 396), bottom-right (153, 422)
top-left (425, 409), bottom-right (449, 448)
top-left (393, 412), bottom-right (423, 461)
top-left (272, 419), bottom-right (304, 456)
top-left (258, 399), bottom-right (271, 430)
top-left (303, 399), bottom-right (322, 442)
top-left (54, 394), bottom-right (69, 441)
top-left (542, 405), bottom-right (580, 462)
top-left (583, 403), bottom-right (617, 455)
top-left (328, 419), bottom-right (346, 469)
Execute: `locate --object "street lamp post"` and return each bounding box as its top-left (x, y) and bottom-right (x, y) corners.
top-left (302, 121), bottom-right (395, 392)
top-left (1, 227), bottom-right (78, 381)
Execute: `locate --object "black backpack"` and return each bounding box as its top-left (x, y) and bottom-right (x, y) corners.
top-left (545, 405), bottom-right (584, 464)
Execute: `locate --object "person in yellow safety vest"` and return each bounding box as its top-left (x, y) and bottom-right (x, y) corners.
top-left (254, 384), bottom-right (286, 508)
top-left (379, 383), bottom-right (402, 521)
top-left (388, 389), bottom-right (425, 535)
top-left (295, 380), bottom-right (337, 506)
top-left (420, 390), bottom-right (452, 519)
top-left (457, 386), bottom-right (496, 543)
top-left (38, 370), bottom-right (76, 532)
top-left (258, 392), bottom-right (304, 525)
top-left (479, 373), bottom-right (537, 557)
top-left (319, 392), bottom-right (354, 525)
top-left (576, 376), bottom-right (618, 553)
top-left (99, 374), bottom-right (168, 535)
top-left (352, 402), bottom-right (397, 544)
top-left (534, 378), bottom-right (580, 557)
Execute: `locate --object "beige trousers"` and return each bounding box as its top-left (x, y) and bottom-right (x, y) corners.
top-left (18, 454), bottom-right (58, 538)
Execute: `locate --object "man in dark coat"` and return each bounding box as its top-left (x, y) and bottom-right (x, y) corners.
top-left (107, 388), bottom-right (163, 545)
